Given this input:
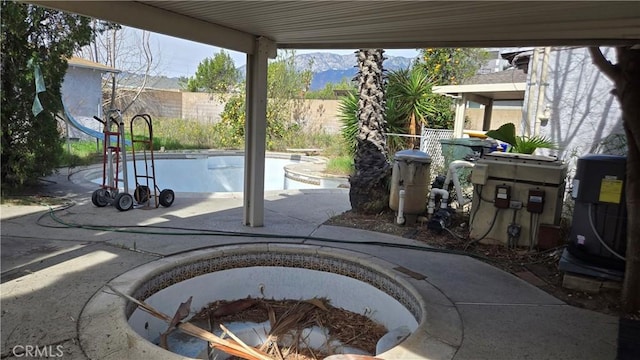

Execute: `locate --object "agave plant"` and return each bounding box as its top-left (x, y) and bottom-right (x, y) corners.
top-left (485, 123), bottom-right (557, 154)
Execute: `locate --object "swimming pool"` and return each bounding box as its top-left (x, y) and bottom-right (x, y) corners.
top-left (88, 154), bottom-right (346, 193)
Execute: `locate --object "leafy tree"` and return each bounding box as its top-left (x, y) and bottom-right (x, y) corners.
top-left (416, 48), bottom-right (489, 129)
top-left (216, 95), bottom-right (246, 148)
top-left (589, 46), bottom-right (640, 314)
top-left (266, 51), bottom-right (313, 132)
top-left (419, 48), bottom-right (489, 85)
top-left (184, 50), bottom-right (239, 93)
top-left (349, 49), bottom-right (391, 214)
top-left (216, 51), bottom-right (312, 149)
top-left (1, 1), bottom-right (92, 188)
top-left (428, 93), bottom-right (455, 129)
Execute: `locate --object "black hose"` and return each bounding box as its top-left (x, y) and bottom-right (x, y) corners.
top-left (38, 202), bottom-right (502, 264)
top-left (464, 207), bottom-right (501, 250)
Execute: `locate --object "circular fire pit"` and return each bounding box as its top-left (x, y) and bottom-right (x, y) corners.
top-left (78, 245), bottom-right (446, 359)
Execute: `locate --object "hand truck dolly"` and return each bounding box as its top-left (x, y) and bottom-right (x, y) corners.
top-left (90, 109), bottom-right (134, 211)
top-left (129, 114), bottom-right (175, 208)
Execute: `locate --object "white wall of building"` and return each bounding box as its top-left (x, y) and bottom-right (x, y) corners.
top-left (61, 66), bottom-right (105, 140)
top-left (524, 47), bottom-right (625, 175)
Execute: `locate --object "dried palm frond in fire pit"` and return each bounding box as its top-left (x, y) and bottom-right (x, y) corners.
top-left (191, 297), bottom-right (388, 359)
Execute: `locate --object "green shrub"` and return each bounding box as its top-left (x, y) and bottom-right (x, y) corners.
top-left (59, 140), bottom-right (100, 167)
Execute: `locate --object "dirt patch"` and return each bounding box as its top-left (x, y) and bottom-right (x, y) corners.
top-left (1, 194), bottom-right (69, 206)
top-left (325, 209), bottom-right (623, 317)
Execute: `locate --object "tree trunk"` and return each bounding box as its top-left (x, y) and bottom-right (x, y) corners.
top-left (589, 46), bottom-right (640, 314)
top-left (349, 49), bottom-right (391, 214)
top-left (409, 112), bottom-right (417, 149)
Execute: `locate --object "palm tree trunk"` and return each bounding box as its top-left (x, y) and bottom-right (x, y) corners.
top-left (589, 46), bottom-right (640, 313)
top-left (349, 49), bottom-right (391, 214)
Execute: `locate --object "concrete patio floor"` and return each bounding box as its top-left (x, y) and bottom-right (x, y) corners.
top-left (0, 170), bottom-right (618, 359)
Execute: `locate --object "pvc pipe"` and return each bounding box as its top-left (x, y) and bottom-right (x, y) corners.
top-left (523, 47), bottom-right (540, 137)
top-left (427, 188), bottom-right (449, 214)
top-left (444, 160), bottom-right (475, 207)
top-left (534, 47), bottom-right (551, 137)
top-left (397, 189), bottom-right (406, 225)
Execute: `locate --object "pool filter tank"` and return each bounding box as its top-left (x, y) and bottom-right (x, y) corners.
top-left (560, 155), bottom-right (627, 279)
top-left (389, 150), bottom-right (432, 225)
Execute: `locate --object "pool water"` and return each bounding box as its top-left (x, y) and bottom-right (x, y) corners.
top-left (90, 155), bottom-right (328, 193)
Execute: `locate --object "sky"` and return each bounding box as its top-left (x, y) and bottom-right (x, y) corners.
top-left (146, 29), bottom-right (420, 78)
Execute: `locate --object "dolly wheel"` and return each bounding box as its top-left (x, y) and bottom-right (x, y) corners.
top-left (134, 185), bottom-right (150, 203)
top-left (159, 189), bottom-right (175, 207)
top-left (114, 193), bottom-right (134, 211)
top-left (92, 189), bottom-right (108, 207)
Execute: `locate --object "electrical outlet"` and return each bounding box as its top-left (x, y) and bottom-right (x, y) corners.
top-left (508, 223), bottom-right (521, 238)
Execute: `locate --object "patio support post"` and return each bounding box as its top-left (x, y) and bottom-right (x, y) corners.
top-left (453, 94), bottom-right (467, 138)
top-left (482, 99), bottom-right (494, 131)
top-left (243, 37), bottom-right (276, 227)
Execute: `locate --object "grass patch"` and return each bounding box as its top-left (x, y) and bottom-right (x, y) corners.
top-left (325, 156), bottom-right (354, 176)
top-left (60, 140), bottom-right (101, 167)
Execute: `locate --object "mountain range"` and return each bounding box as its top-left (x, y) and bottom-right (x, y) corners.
top-left (240, 52), bottom-right (415, 90)
top-left (132, 52), bottom-right (415, 91)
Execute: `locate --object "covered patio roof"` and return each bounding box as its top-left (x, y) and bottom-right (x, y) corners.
top-left (433, 68), bottom-right (527, 136)
top-left (29, 1), bottom-right (640, 227)
top-left (433, 82), bottom-right (526, 101)
top-left (30, 1), bottom-right (640, 51)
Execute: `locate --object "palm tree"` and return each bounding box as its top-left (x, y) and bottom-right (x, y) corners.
top-left (349, 49), bottom-right (391, 214)
top-left (338, 89), bottom-right (406, 157)
top-left (387, 67), bottom-right (437, 149)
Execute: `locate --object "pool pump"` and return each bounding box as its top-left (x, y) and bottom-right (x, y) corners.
top-left (427, 207), bottom-right (453, 232)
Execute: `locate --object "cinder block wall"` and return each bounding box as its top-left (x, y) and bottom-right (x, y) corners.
top-left (181, 93), bottom-right (229, 124)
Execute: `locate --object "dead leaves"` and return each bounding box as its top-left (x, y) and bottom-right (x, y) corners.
top-left (108, 286), bottom-right (387, 360)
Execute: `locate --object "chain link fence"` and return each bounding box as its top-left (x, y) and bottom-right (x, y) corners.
top-left (420, 127), bottom-right (455, 177)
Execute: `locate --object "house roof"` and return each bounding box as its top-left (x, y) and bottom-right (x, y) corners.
top-left (462, 68), bottom-right (527, 85)
top-left (68, 57), bottom-right (120, 73)
top-left (31, 1), bottom-right (640, 55)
